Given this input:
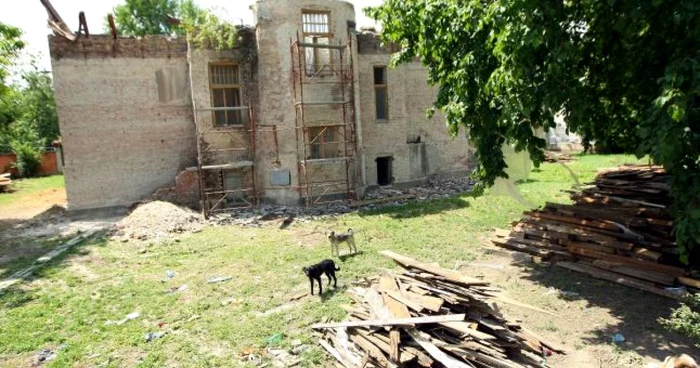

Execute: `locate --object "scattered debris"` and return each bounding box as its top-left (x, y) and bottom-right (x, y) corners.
top-left (267, 348), bottom-right (300, 367)
top-left (112, 201), bottom-right (201, 241)
top-left (166, 270), bottom-right (175, 278)
top-left (612, 333), bottom-right (625, 344)
top-left (105, 312), bottom-right (140, 326)
top-left (207, 276), bottom-right (232, 284)
top-left (490, 165), bottom-right (696, 300)
top-left (165, 285), bottom-right (188, 294)
top-left (208, 176), bottom-right (475, 228)
top-left (32, 344), bottom-right (66, 367)
top-left (316, 251), bottom-right (564, 368)
top-left (220, 297), bottom-right (236, 306)
top-left (144, 331), bottom-right (166, 342)
top-left (239, 347), bottom-right (263, 365)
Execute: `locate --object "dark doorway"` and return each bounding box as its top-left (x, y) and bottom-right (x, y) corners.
top-left (376, 156), bottom-right (392, 186)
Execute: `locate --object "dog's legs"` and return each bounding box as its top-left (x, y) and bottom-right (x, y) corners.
top-left (349, 239), bottom-right (357, 254)
top-left (332, 272), bottom-right (337, 287)
top-left (309, 278), bottom-right (315, 295)
top-left (326, 272), bottom-right (332, 285)
top-left (316, 277), bottom-right (323, 295)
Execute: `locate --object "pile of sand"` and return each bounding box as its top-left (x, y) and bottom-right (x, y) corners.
top-left (113, 201), bottom-right (202, 241)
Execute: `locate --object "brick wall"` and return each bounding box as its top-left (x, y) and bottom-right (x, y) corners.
top-left (356, 39), bottom-right (472, 186)
top-left (0, 151), bottom-right (59, 176)
top-left (50, 35), bottom-right (197, 210)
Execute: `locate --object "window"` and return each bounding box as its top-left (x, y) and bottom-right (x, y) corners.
top-left (308, 126), bottom-right (340, 159)
top-left (374, 66), bottom-right (388, 121)
top-left (209, 64), bottom-right (243, 126)
top-left (223, 170), bottom-right (244, 203)
top-left (302, 11), bottom-right (331, 76)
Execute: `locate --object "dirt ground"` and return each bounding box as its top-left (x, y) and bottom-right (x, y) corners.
top-left (0, 187), bottom-right (66, 225)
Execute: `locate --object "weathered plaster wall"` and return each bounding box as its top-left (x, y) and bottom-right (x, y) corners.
top-left (253, 0), bottom-right (357, 204)
top-left (357, 33), bottom-right (471, 187)
top-left (49, 35), bottom-right (196, 210)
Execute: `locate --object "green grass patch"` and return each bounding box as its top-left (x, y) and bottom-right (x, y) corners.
top-left (0, 175), bottom-right (65, 207)
top-left (0, 155), bottom-right (645, 367)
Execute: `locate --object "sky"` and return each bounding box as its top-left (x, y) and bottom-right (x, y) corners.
top-left (0, 0), bottom-right (382, 74)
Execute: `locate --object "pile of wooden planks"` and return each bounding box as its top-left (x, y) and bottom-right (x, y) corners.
top-left (314, 251), bottom-right (564, 368)
top-left (490, 164), bottom-right (699, 299)
top-left (0, 173), bottom-right (12, 191)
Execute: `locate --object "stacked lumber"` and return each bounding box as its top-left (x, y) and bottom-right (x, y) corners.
top-left (315, 251), bottom-right (564, 368)
top-left (490, 164), bottom-right (698, 299)
top-left (0, 173), bottom-right (12, 191)
top-left (543, 151), bottom-right (576, 163)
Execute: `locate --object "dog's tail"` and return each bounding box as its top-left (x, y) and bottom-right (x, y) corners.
top-left (348, 228), bottom-right (353, 234)
top-left (335, 266), bottom-right (340, 271)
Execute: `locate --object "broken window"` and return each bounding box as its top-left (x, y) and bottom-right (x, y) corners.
top-left (308, 126), bottom-right (340, 159)
top-left (374, 66), bottom-right (388, 121)
top-left (209, 64), bottom-right (243, 126)
top-left (302, 11), bottom-right (331, 76)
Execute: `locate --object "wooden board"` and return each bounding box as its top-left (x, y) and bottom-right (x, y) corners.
top-left (592, 260), bottom-right (676, 286)
top-left (556, 262), bottom-right (684, 300)
top-left (311, 314), bottom-right (466, 329)
top-left (380, 251), bottom-right (489, 286)
top-left (565, 245), bottom-right (685, 277)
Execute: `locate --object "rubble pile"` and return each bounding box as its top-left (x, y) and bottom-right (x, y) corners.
top-left (113, 201), bottom-right (202, 241)
top-left (210, 176), bottom-right (474, 227)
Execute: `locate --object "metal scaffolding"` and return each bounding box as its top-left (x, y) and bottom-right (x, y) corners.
top-left (187, 43), bottom-right (258, 219)
top-left (290, 33), bottom-right (357, 205)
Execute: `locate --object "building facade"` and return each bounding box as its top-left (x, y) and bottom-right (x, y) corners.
top-left (49, 0), bottom-right (472, 214)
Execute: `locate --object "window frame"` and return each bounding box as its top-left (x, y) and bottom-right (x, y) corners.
top-left (301, 10), bottom-right (333, 76)
top-left (374, 66), bottom-right (389, 122)
top-left (307, 126), bottom-right (340, 160)
top-left (208, 62), bottom-right (244, 127)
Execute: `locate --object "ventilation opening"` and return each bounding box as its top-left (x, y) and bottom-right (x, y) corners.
top-left (376, 156), bottom-right (392, 186)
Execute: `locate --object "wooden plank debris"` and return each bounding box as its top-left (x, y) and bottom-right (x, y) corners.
top-left (488, 164), bottom-right (700, 300)
top-left (312, 314), bottom-right (466, 329)
top-left (315, 251), bottom-right (561, 368)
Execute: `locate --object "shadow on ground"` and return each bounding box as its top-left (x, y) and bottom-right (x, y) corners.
top-left (359, 194), bottom-right (472, 220)
top-left (519, 261), bottom-right (699, 361)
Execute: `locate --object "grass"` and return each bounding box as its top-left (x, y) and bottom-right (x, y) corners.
top-left (0, 155), bottom-right (647, 367)
top-left (0, 174), bottom-right (65, 207)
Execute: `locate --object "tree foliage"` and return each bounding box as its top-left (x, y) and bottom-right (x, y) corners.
top-left (366, 0), bottom-right (700, 262)
top-left (108, 0), bottom-right (238, 49)
top-left (0, 23), bottom-right (24, 97)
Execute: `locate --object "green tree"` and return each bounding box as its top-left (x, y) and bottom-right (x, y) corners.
top-left (110, 0), bottom-right (180, 36)
top-left (20, 66), bottom-right (59, 147)
top-left (0, 23), bottom-right (24, 103)
top-left (365, 1), bottom-right (700, 262)
top-left (108, 0), bottom-right (238, 49)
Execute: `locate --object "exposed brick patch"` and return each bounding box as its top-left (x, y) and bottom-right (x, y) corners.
top-left (153, 169), bottom-right (201, 209)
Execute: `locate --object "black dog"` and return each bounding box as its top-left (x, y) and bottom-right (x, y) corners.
top-left (302, 259), bottom-right (339, 295)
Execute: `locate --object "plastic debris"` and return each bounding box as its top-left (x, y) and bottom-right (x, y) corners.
top-left (105, 312), bottom-right (140, 326)
top-left (33, 344), bottom-right (67, 366)
top-left (221, 297), bottom-right (236, 306)
top-left (266, 333), bottom-right (284, 346)
top-left (208, 276), bottom-right (232, 284)
top-left (144, 331), bottom-right (166, 342)
top-left (166, 270), bottom-right (175, 278)
top-left (664, 286), bottom-right (688, 297)
top-left (612, 333), bottom-right (625, 344)
top-left (166, 285), bottom-right (188, 294)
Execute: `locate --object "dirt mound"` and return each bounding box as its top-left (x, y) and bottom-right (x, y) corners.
top-left (114, 201), bottom-right (202, 241)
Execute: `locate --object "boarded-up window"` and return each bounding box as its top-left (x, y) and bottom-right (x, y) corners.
top-left (209, 64), bottom-right (243, 126)
top-left (302, 11), bottom-right (331, 76)
top-left (308, 127), bottom-right (340, 159)
top-left (374, 66), bottom-right (388, 121)
top-left (224, 170), bottom-right (244, 203)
